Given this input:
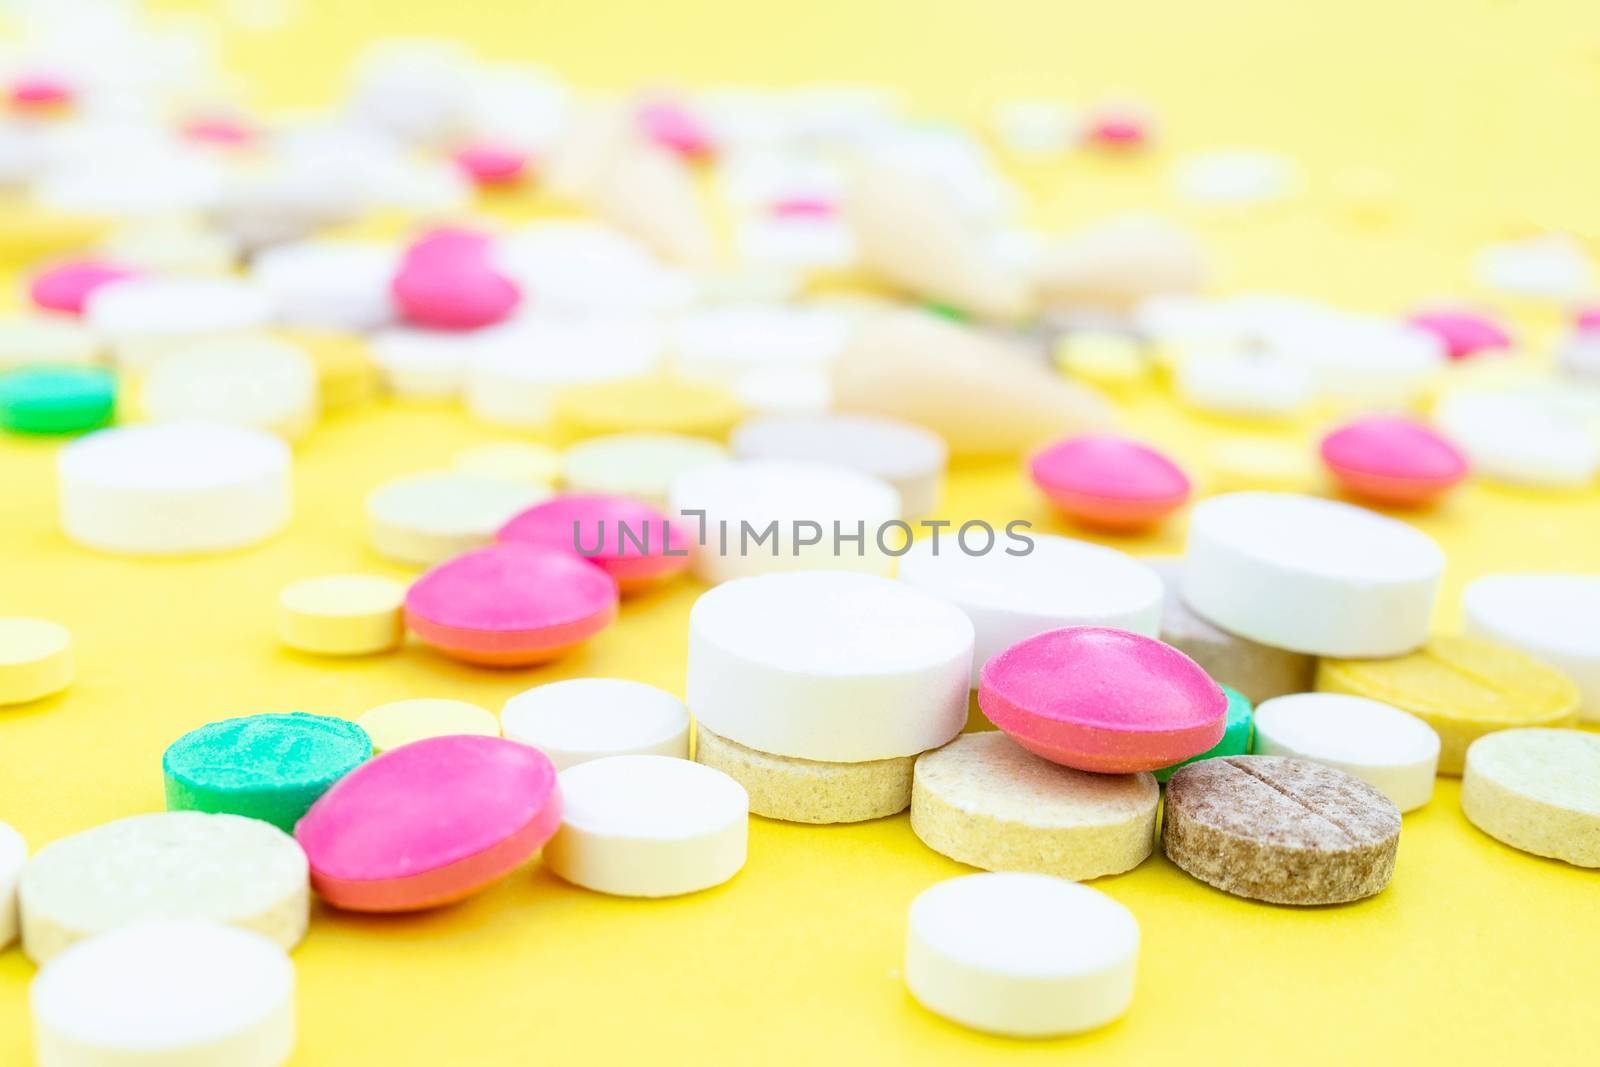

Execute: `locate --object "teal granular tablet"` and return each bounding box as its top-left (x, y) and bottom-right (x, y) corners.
top-left (163, 712), bottom-right (372, 831)
top-left (0, 365), bottom-right (116, 434)
top-left (1153, 684), bottom-right (1253, 783)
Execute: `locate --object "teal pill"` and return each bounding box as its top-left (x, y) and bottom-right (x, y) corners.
top-left (1154, 684), bottom-right (1253, 783)
top-left (0, 365), bottom-right (116, 434)
top-left (163, 712), bottom-right (372, 832)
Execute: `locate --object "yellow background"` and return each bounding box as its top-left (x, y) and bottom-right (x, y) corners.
top-left (4, 1), bottom-right (1600, 1064)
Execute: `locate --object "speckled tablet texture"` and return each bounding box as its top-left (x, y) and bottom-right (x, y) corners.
top-left (1461, 728), bottom-right (1600, 868)
top-left (1161, 755), bottom-right (1401, 905)
top-left (694, 726), bottom-right (913, 824)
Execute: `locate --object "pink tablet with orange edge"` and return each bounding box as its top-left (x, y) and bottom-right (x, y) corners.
top-left (1029, 434), bottom-right (1190, 531)
top-left (498, 494), bottom-right (692, 592)
top-left (1320, 416), bottom-right (1468, 507)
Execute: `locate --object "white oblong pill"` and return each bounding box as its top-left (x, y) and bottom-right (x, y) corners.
top-left (464, 317), bottom-right (662, 429)
top-left (57, 422), bottom-right (291, 556)
top-left (369, 327), bottom-right (472, 400)
top-left (1, 820), bottom-right (25, 949)
top-left (668, 459), bottom-right (900, 583)
top-left (1463, 573), bottom-right (1600, 723)
top-left (898, 534), bottom-right (1162, 687)
top-left (1434, 390), bottom-right (1599, 489)
top-left (1253, 693), bottom-right (1440, 812)
top-left (18, 812), bottom-right (308, 966)
top-left (729, 413), bottom-right (947, 518)
top-left (141, 336), bottom-right (319, 439)
top-left (31, 919), bottom-right (295, 1067)
top-left (543, 754), bottom-right (748, 897)
top-left (562, 432), bottom-right (727, 511)
top-left (251, 240), bottom-right (400, 333)
top-left (687, 571), bottom-right (973, 761)
top-left (365, 470), bottom-right (549, 566)
top-left (905, 872), bottom-right (1138, 1038)
top-left (84, 277), bottom-right (276, 370)
top-left (501, 678), bottom-right (690, 770)
top-left (1183, 492), bottom-right (1444, 657)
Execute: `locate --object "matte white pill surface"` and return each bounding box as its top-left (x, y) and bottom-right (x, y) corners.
top-left (899, 534), bottom-right (1162, 686)
top-left (501, 678), bottom-right (691, 770)
top-left (141, 336), bottom-right (319, 439)
top-left (730, 413), bottom-right (948, 517)
top-left (562, 432), bottom-right (727, 510)
top-left (369, 328), bottom-right (472, 400)
top-left (365, 471), bottom-right (549, 565)
top-left (464, 317), bottom-right (662, 428)
top-left (1, 820), bottom-right (24, 948)
top-left (84, 277), bottom-right (276, 369)
top-left (543, 755), bottom-right (748, 897)
top-left (251, 240), bottom-right (399, 332)
top-left (1463, 573), bottom-right (1600, 722)
top-left (0, 316), bottom-right (99, 368)
top-left (1253, 693), bottom-right (1440, 812)
top-left (905, 872), bottom-right (1139, 1038)
top-left (1183, 493), bottom-right (1444, 657)
top-left (1434, 389), bottom-right (1598, 489)
top-left (58, 422), bottom-right (291, 556)
top-left (31, 919), bottom-right (295, 1067)
top-left (687, 571), bottom-right (973, 761)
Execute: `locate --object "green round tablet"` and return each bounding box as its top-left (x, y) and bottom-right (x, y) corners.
top-left (0, 365), bottom-right (116, 434)
top-left (1154, 683), bottom-right (1254, 783)
top-left (163, 712), bottom-right (372, 831)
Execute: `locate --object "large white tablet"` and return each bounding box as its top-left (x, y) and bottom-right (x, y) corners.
top-left (464, 316), bottom-right (662, 428)
top-left (84, 277), bottom-right (276, 369)
top-left (1463, 573), bottom-right (1600, 722)
top-left (251, 240), bottom-right (400, 332)
top-left (729, 413), bottom-right (947, 517)
top-left (140, 336), bottom-right (319, 439)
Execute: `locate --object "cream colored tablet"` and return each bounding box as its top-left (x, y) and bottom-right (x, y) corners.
top-left (1462, 728), bottom-right (1600, 868)
top-left (464, 317), bottom-right (662, 429)
top-left (1, 820), bottom-right (24, 948)
top-left (58, 423), bottom-right (292, 556)
top-left (563, 433), bottom-right (728, 510)
top-left (277, 575), bottom-right (406, 656)
top-left (544, 755), bottom-right (748, 897)
top-left (899, 534), bottom-right (1162, 687)
top-left (730, 413), bottom-right (948, 517)
top-left (30, 920), bottom-right (296, 1067)
top-left (356, 698), bottom-right (500, 754)
top-left (369, 328), bottom-right (471, 400)
top-left (695, 726), bottom-right (914, 823)
top-left (18, 812), bottom-right (308, 965)
top-left (0, 618), bottom-right (73, 705)
top-left (688, 571), bottom-right (973, 762)
top-left (0, 315), bottom-right (99, 368)
top-left (910, 732), bottom-right (1158, 879)
top-left (501, 679), bottom-right (689, 770)
top-left (1463, 573), bottom-right (1600, 723)
top-left (453, 442), bottom-right (564, 487)
top-left (365, 471), bottom-right (548, 566)
top-left (1253, 693), bottom-right (1440, 813)
top-left (141, 336), bottom-right (319, 439)
top-left (84, 277), bottom-right (276, 370)
top-left (905, 872), bottom-right (1139, 1037)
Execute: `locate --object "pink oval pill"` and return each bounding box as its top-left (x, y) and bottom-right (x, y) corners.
top-left (1407, 308), bottom-right (1512, 360)
top-left (636, 99), bottom-right (714, 159)
top-left (11, 73), bottom-right (73, 110)
top-left (1574, 307), bottom-right (1600, 334)
top-left (980, 626), bottom-right (1227, 774)
top-left (182, 115), bottom-right (254, 146)
top-left (498, 494), bottom-right (692, 592)
top-left (453, 144), bottom-right (529, 187)
top-left (295, 734), bottom-right (561, 912)
top-left (770, 196), bottom-right (836, 219)
top-left (1320, 416), bottom-right (1469, 507)
top-left (1086, 105), bottom-right (1150, 149)
top-left (405, 542), bottom-right (618, 666)
top-left (30, 260), bottom-right (138, 316)
top-left (392, 259), bottom-right (521, 331)
top-left (1029, 433), bottom-right (1191, 531)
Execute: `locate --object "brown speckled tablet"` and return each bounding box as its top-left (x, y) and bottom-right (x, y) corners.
top-left (1161, 755), bottom-right (1401, 905)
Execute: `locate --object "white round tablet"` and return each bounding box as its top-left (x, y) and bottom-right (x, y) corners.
top-left (905, 872), bottom-right (1139, 1038)
top-left (365, 470), bottom-right (549, 566)
top-left (464, 317), bottom-right (662, 428)
top-left (495, 221), bottom-right (692, 315)
top-left (898, 534), bottom-right (1163, 687)
top-left (251, 240), bottom-right (400, 333)
top-left (141, 336), bottom-right (319, 439)
top-left (1173, 149), bottom-right (1298, 206)
top-left (501, 678), bottom-right (691, 770)
top-left (668, 459), bottom-right (901, 583)
top-left (0, 316), bottom-right (99, 368)
top-left (18, 812), bottom-right (308, 965)
top-left (1183, 493), bottom-right (1444, 657)
top-left (369, 327), bottom-right (473, 400)
top-left (562, 432), bottom-right (727, 510)
top-left (687, 571), bottom-right (973, 761)
top-left (31, 920), bottom-right (295, 1067)
top-left (543, 755), bottom-right (748, 897)
top-left (1173, 343), bottom-right (1315, 418)
top-left (1, 820), bottom-right (25, 949)
top-left (1275, 315), bottom-right (1445, 407)
top-left (1435, 389), bottom-right (1599, 489)
top-left (1463, 573), bottom-right (1600, 723)
top-left (669, 303), bottom-right (853, 381)
top-left (84, 277), bottom-right (276, 370)
top-left (58, 422), bottom-right (291, 556)
top-left (729, 413), bottom-right (947, 517)
top-left (1253, 693), bottom-right (1440, 812)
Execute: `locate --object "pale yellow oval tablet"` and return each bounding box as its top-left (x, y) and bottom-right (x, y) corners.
top-left (1461, 728), bottom-right (1600, 868)
top-left (552, 375), bottom-right (743, 441)
top-left (1052, 331), bottom-right (1152, 397)
top-left (365, 471), bottom-right (550, 566)
top-left (278, 330), bottom-right (378, 413)
top-left (452, 442), bottom-right (563, 487)
top-left (0, 618), bottom-right (73, 705)
top-left (278, 575), bottom-right (405, 656)
top-left (562, 432), bottom-right (727, 510)
top-left (356, 699), bottom-right (500, 754)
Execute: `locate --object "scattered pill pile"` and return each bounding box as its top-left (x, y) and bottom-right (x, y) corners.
top-left (0, 4), bottom-right (1598, 1062)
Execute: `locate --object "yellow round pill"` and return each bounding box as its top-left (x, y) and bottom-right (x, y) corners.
top-left (1052, 331), bottom-right (1152, 396)
top-left (552, 375), bottom-right (743, 441)
top-left (278, 575), bottom-right (406, 656)
top-left (1205, 437), bottom-right (1321, 495)
top-left (452, 442), bottom-right (563, 487)
top-left (0, 618), bottom-right (73, 705)
top-left (356, 699), bottom-right (501, 754)
top-left (1316, 634), bottom-right (1580, 775)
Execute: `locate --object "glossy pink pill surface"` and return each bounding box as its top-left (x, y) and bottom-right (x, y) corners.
top-left (498, 494), bottom-right (692, 592)
top-left (401, 226), bottom-right (496, 268)
top-left (295, 734), bottom-right (561, 912)
top-left (1407, 308), bottom-right (1512, 360)
top-left (405, 542), bottom-right (618, 665)
top-left (636, 100), bottom-right (714, 159)
top-left (1029, 433), bottom-right (1191, 530)
top-left (1575, 307), bottom-right (1600, 334)
top-left (770, 196), bottom-right (836, 219)
top-left (979, 627), bottom-right (1227, 773)
top-left (30, 260), bottom-right (138, 315)
top-left (182, 115), bottom-right (254, 146)
top-left (1320, 416), bottom-right (1469, 507)
top-left (453, 144), bottom-right (529, 186)
top-left (392, 260), bottom-right (521, 330)
top-left (10, 73), bottom-right (73, 109)
top-left (1086, 106), bottom-right (1149, 149)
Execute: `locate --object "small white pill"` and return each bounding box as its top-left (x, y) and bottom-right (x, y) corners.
top-left (898, 534), bottom-right (1162, 687)
top-left (502, 678), bottom-right (691, 770)
top-left (141, 336), bottom-right (319, 439)
top-left (84, 277), bottom-right (276, 370)
top-left (1183, 493), bottom-right (1444, 657)
top-left (1463, 573), bottom-right (1600, 723)
top-left (464, 317), bottom-right (662, 428)
top-left (905, 872), bottom-right (1139, 1038)
top-left (365, 470), bottom-right (548, 566)
top-left (31, 919), bottom-right (295, 1067)
top-left (1253, 693), bottom-right (1440, 812)
top-left (1173, 343), bottom-right (1315, 418)
top-left (1, 820), bottom-right (24, 949)
top-left (562, 432), bottom-right (727, 510)
top-left (730, 413), bottom-right (947, 517)
top-left (1435, 389), bottom-right (1599, 489)
top-left (687, 571), bottom-right (973, 761)
top-left (58, 422), bottom-right (291, 556)
top-left (251, 240), bottom-right (400, 332)
top-left (543, 755), bottom-right (748, 897)
top-left (669, 303), bottom-right (853, 382)
top-left (369, 327), bottom-right (472, 400)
